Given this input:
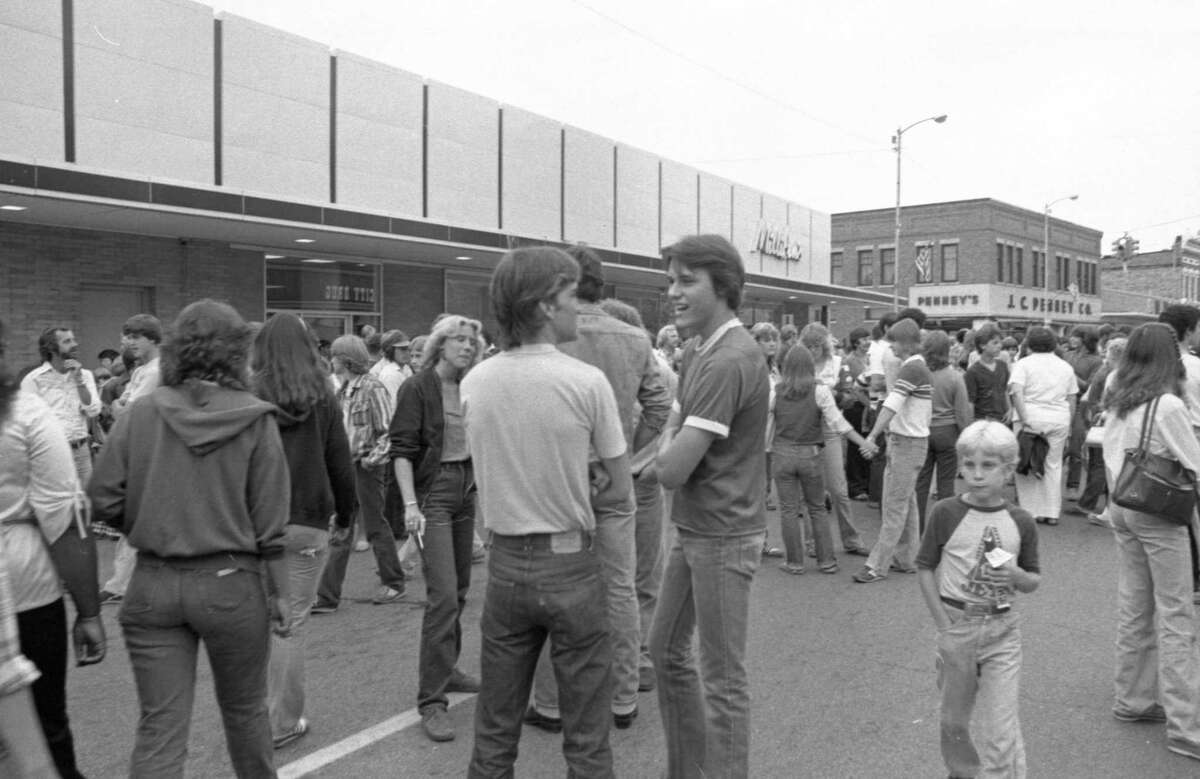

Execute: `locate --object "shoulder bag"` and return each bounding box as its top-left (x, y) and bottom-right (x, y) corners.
top-left (1111, 396), bottom-right (1197, 525)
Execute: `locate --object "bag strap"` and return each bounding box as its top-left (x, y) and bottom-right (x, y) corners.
top-left (1137, 395), bottom-right (1160, 453)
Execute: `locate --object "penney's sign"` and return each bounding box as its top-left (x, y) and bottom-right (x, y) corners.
top-left (913, 284), bottom-right (1099, 321)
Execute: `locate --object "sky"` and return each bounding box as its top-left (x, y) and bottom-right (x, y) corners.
top-left (209, 0), bottom-right (1200, 255)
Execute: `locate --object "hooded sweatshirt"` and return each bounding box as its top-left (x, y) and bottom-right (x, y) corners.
top-left (89, 381), bottom-right (288, 560)
top-left (273, 392), bottom-right (357, 530)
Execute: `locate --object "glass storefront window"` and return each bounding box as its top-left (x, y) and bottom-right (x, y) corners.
top-left (265, 256), bottom-right (380, 340)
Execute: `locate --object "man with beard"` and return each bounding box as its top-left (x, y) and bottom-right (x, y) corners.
top-left (21, 328), bottom-right (102, 485)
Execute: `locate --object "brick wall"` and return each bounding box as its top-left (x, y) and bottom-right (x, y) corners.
top-left (381, 264), bottom-right (446, 338)
top-left (1, 222), bottom-right (263, 368)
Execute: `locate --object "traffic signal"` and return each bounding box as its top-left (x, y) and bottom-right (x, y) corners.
top-left (1128, 237), bottom-right (1140, 256)
top-left (1111, 238), bottom-right (1125, 260)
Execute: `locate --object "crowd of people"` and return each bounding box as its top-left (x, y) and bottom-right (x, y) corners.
top-left (2, 234), bottom-right (1200, 777)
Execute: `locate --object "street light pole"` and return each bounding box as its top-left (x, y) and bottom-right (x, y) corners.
top-left (1042, 194), bottom-right (1079, 327)
top-left (892, 114), bottom-right (947, 312)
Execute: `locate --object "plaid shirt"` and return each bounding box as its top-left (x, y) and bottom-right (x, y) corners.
top-left (338, 372), bottom-right (394, 467)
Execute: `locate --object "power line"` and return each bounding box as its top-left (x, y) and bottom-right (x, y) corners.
top-left (568, 0), bottom-right (881, 148)
top-left (1123, 212), bottom-right (1200, 233)
top-left (688, 148), bottom-right (891, 164)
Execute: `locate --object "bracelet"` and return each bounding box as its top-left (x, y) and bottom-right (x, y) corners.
top-left (405, 501), bottom-right (418, 506)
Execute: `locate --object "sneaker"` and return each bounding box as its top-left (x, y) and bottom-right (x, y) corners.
top-left (805, 541), bottom-right (817, 559)
top-left (372, 585), bottom-right (405, 604)
top-left (818, 561), bottom-right (840, 574)
top-left (852, 565), bottom-right (887, 583)
top-left (99, 590), bottom-right (123, 605)
top-left (1113, 705), bottom-right (1166, 723)
top-left (762, 545), bottom-right (784, 558)
top-left (638, 666), bottom-right (656, 692)
top-left (889, 561), bottom-right (918, 574)
top-left (778, 562), bottom-right (806, 575)
top-left (273, 717), bottom-right (308, 749)
top-left (1167, 737), bottom-right (1200, 760)
top-left (446, 668), bottom-right (481, 693)
top-left (523, 705), bottom-right (562, 734)
top-left (354, 539), bottom-right (370, 553)
top-left (421, 706), bottom-right (455, 742)
top-left (844, 545), bottom-right (870, 557)
top-left (852, 492), bottom-right (870, 501)
top-left (310, 601), bottom-right (338, 615)
top-left (1087, 512), bottom-right (1111, 528)
top-left (613, 707), bottom-right (638, 729)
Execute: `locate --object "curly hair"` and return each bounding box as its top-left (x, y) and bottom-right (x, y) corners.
top-left (159, 299), bottom-right (252, 390)
top-left (420, 315), bottom-right (486, 373)
top-left (1105, 323), bottom-right (1185, 419)
top-left (251, 313), bottom-right (331, 416)
top-left (799, 322), bottom-right (833, 366)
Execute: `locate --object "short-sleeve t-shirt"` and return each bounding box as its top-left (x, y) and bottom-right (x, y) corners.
top-left (460, 344), bottom-right (626, 536)
top-left (882, 354), bottom-right (933, 437)
top-left (916, 496), bottom-right (1040, 607)
top-left (672, 320), bottom-right (770, 537)
top-left (1008, 353), bottom-right (1077, 428)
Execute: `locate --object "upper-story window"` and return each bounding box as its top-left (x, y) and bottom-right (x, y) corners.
top-left (880, 248), bottom-right (895, 286)
top-left (857, 249), bottom-right (874, 286)
top-left (941, 244), bottom-right (958, 283)
top-left (831, 250), bottom-right (843, 282)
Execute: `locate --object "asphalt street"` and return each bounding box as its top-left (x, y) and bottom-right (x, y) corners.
top-left (32, 496), bottom-right (1200, 778)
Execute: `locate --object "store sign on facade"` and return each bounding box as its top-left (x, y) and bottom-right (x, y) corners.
top-left (754, 222), bottom-right (804, 262)
top-left (914, 245), bottom-right (933, 283)
top-left (912, 283), bottom-right (1099, 322)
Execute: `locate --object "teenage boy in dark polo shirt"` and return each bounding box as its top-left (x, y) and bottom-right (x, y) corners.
top-left (650, 234), bottom-right (770, 779)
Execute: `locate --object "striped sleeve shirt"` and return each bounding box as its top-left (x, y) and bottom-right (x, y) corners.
top-left (882, 354), bottom-right (933, 437)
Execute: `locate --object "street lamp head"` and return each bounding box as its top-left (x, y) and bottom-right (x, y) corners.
top-left (934, 114), bottom-right (948, 123)
top-left (1068, 194), bottom-right (1079, 201)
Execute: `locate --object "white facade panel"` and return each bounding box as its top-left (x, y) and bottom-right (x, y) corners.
top-left (335, 53), bottom-right (422, 216)
top-left (731, 185), bottom-right (762, 272)
top-left (500, 107), bottom-right (560, 240)
top-left (660, 160), bottom-right (698, 249)
top-left (75, 0), bottom-right (212, 182)
top-left (0, 15), bottom-right (62, 161)
top-left (562, 127), bottom-right (613, 248)
top-left (614, 144), bottom-right (658, 256)
top-left (698, 173), bottom-right (732, 240)
top-left (221, 16), bottom-right (327, 201)
top-left (426, 81), bottom-right (498, 230)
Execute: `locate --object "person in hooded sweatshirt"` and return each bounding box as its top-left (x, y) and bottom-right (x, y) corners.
top-left (251, 313), bottom-right (357, 749)
top-left (89, 299), bottom-right (292, 779)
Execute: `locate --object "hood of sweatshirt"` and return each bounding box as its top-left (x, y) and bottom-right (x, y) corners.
top-left (152, 381), bottom-right (278, 455)
top-left (272, 405), bottom-right (313, 429)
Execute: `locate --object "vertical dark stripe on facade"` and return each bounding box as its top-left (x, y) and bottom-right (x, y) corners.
top-left (559, 129), bottom-right (566, 242)
top-left (612, 145), bottom-right (618, 247)
top-left (497, 108), bottom-right (503, 229)
top-left (656, 161), bottom-right (662, 250)
top-left (329, 55), bottom-right (337, 203)
top-left (421, 84), bottom-right (428, 218)
top-left (62, 0), bottom-right (75, 162)
top-left (213, 19), bottom-right (222, 185)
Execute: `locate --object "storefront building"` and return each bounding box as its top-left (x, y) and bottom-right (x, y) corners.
top-left (829, 198), bottom-right (1103, 336)
top-left (1100, 233), bottom-right (1200, 325)
top-left (0, 0), bottom-right (892, 367)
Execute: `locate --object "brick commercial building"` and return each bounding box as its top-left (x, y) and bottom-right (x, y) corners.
top-left (829, 198), bottom-right (1103, 338)
top-left (0, 1), bottom-right (892, 370)
top-left (1101, 233), bottom-right (1200, 324)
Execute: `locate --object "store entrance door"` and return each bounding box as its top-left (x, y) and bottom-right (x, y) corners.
top-left (266, 311), bottom-right (380, 347)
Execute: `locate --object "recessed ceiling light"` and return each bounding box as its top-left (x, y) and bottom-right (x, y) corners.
top-left (301, 258), bottom-right (335, 264)
top-left (788, 295), bottom-right (798, 300)
top-left (265, 254), bottom-right (284, 259)
top-left (294, 238), bottom-right (316, 244)
top-left (0, 205), bottom-right (27, 211)
top-left (456, 255), bottom-right (472, 261)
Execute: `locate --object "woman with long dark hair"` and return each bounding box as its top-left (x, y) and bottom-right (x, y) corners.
top-left (252, 313), bottom-right (357, 748)
top-left (914, 330), bottom-right (972, 534)
top-left (1101, 322), bottom-right (1200, 761)
top-left (389, 315), bottom-right (485, 742)
top-left (90, 300), bottom-right (292, 777)
top-left (771, 345), bottom-right (876, 575)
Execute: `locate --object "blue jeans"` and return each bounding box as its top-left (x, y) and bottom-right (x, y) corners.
top-left (822, 433), bottom-right (865, 550)
top-left (318, 462), bottom-right (405, 604)
top-left (936, 607), bottom-right (1025, 778)
top-left (120, 554), bottom-right (274, 778)
top-left (917, 424), bottom-right (960, 532)
top-left (634, 469), bottom-right (665, 676)
top-left (267, 525), bottom-right (329, 738)
top-left (468, 534), bottom-right (613, 778)
top-left (774, 444), bottom-right (832, 566)
top-left (1110, 505), bottom-right (1200, 744)
top-left (417, 462), bottom-right (476, 712)
top-left (648, 528), bottom-right (764, 779)
top-left (533, 491), bottom-right (639, 718)
top-left (867, 434), bottom-right (928, 574)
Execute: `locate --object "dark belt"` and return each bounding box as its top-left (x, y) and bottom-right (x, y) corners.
top-left (941, 596), bottom-right (1010, 616)
top-left (69, 437), bottom-right (91, 450)
top-left (489, 529), bottom-right (592, 551)
top-left (137, 550), bottom-right (262, 572)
